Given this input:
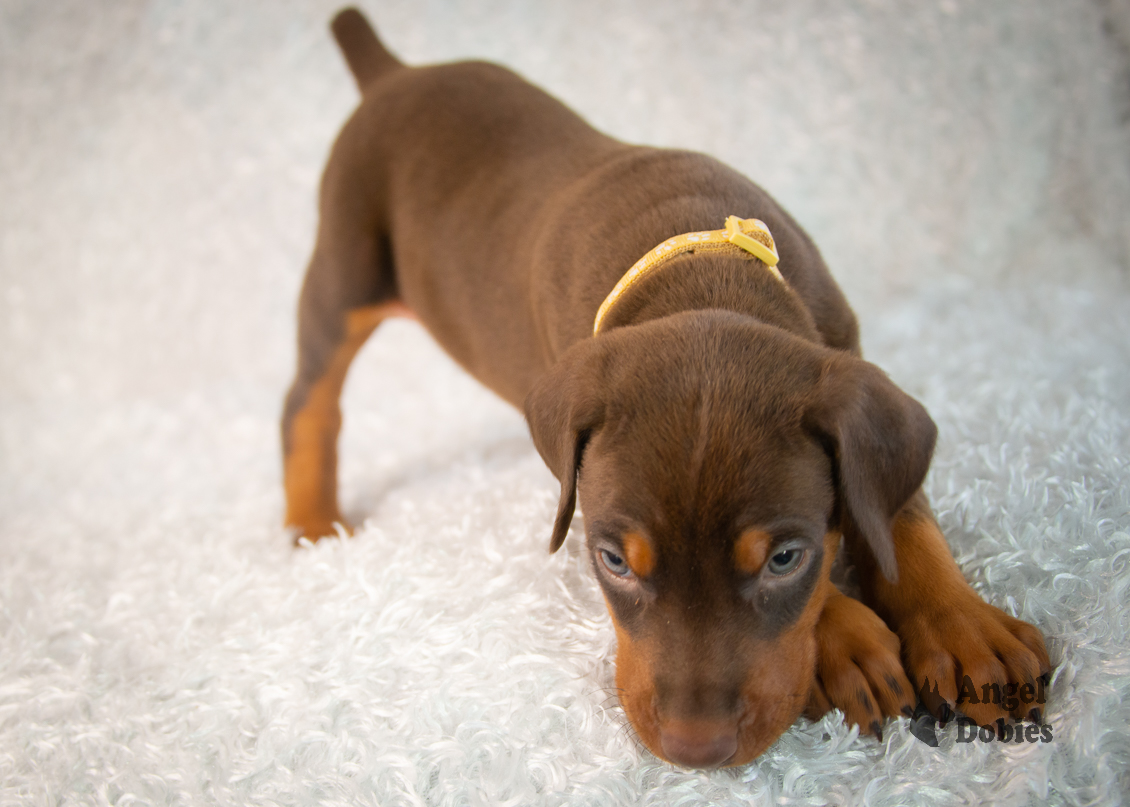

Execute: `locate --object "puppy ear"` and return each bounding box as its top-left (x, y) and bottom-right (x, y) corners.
top-left (524, 339), bottom-right (606, 553)
top-left (808, 353), bottom-right (937, 582)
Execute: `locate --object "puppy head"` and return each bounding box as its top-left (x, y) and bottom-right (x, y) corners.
top-left (525, 311), bottom-right (935, 767)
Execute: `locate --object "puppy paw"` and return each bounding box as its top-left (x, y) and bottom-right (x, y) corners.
top-left (899, 593), bottom-right (1050, 726)
top-left (806, 591), bottom-right (915, 740)
top-left (286, 517), bottom-right (353, 545)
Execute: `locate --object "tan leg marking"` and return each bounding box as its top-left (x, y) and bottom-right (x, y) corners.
top-left (805, 583), bottom-right (915, 740)
top-left (855, 497), bottom-right (1051, 724)
top-left (284, 302), bottom-right (409, 541)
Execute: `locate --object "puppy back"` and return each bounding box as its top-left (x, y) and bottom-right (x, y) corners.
top-left (330, 7), bottom-right (403, 90)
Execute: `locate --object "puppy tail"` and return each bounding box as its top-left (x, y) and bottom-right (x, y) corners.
top-left (330, 7), bottom-right (403, 90)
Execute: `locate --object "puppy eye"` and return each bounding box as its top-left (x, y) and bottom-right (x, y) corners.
top-left (600, 549), bottom-right (633, 578)
top-left (767, 548), bottom-right (804, 576)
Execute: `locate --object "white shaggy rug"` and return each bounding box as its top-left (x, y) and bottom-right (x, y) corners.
top-left (2, 1), bottom-right (1129, 804)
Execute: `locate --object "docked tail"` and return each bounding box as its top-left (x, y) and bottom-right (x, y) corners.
top-left (330, 7), bottom-right (403, 90)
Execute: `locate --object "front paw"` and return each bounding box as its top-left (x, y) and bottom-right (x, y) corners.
top-left (899, 594), bottom-right (1051, 726)
top-left (806, 591), bottom-right (915, 740)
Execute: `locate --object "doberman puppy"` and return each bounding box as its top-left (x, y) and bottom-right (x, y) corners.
top-left (282, 8), bottom-right (1050, 768)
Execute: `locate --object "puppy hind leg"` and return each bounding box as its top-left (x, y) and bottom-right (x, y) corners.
top-left (282, 234), bottom-right (402, 542)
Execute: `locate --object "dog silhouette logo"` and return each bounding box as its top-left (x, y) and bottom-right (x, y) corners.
top-left (908, 675), bottom-right (1052, 747)
top-left (909, 702), bottom-right (939, 747)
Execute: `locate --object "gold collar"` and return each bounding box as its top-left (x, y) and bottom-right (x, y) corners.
top-left (592, 216), bottom-right (784, 335)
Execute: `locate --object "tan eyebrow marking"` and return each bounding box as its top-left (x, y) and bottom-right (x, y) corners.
top-left (734, 529), bottom-right (772, 574)
top-left (623, 531), bottom-right (656, 577)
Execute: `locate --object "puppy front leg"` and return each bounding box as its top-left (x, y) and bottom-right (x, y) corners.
top-left (848, 491), bottom-right (1051, 726)
top-left (806, 582), bottom-right (915, 740)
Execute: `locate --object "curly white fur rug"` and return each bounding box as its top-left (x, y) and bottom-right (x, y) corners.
top-left (2, 1), bottom-right (1129, 804)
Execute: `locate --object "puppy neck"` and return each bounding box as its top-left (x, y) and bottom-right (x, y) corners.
top-left (595, 252), bottom-right (823, 345)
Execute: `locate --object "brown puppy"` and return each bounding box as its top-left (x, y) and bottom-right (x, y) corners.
top-left (282, 8), bottom-right (1050, 767)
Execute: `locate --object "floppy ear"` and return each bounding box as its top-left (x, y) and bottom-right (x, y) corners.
top-left (807, 353), bottom-right (937, 582)
top-left (524, 339), bottom-right (607, 553)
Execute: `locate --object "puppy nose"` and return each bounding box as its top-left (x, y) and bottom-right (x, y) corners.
top-left (659, 719), bottom-right (738, 768)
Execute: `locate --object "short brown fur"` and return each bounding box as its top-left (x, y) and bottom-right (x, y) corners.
top-left (282, 9), bottom-right (1049, 767)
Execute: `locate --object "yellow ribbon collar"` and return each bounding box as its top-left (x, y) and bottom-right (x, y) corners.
top-left (592, 216), bottom-right (784, 335)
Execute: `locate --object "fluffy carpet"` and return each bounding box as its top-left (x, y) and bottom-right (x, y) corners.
top-left (2, 1), bottom-right (1129, 804)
